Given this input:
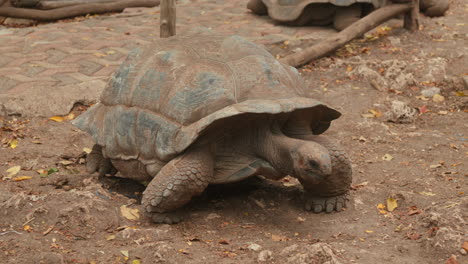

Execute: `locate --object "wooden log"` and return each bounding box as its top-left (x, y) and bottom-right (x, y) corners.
top-left (0, 0), bottom-right (160, 20)
top-left (280, 3), bottom-right (414, 67)
top-left (38, 0), bottom-right (115, 10)
top-left (160, 0), bottom-right (175, 38)
top-left (404, 0), bottom-right (419, 31)
top-left (11, 0), bottom-right (40, 8)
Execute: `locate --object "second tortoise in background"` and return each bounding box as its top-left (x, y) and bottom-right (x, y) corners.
top-left (247, 0), bottom-right (449, 31)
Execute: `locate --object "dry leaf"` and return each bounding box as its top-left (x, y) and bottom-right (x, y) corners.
top-left (365, 230), bottom-right (374, 233)
top-left (59, 160), bottom-right (74, 166)
top-left (419, 191), bottom-right (435, 196)
top-left (369, 109), bottom-right (382, 118)
top-left (432, 94), bottom-right (445, 102)
top-left (271, 234), bottom-right (288, 241)
top-left (5, 166), bottom-right (21, 179)
top-left (387, 197), bottom-right (398, 212)
top-left (120, 250), bottom-right (129, 257)
top-left (445, 255), bottom-right (459, 264)
top-left (48, 116), bottom-right (65, 122)
top-left (218, 240), bottom-right (229, 245)
top-left (94, 52), bottom-right (107, 57)
top-left (105, 234), bottom-right (116, 241)
top-left (9, 139), bottom-right (18, 149)
top-left (120, 205), bottom-right (140, 220)
top-left (462, 241), bottom-right (468, 251)
top-left (132, 260), bottom-right (141, 264)
top-left (382, 154), bottom-right (394, 161)
top-left (13, 176), bottom-right (32, 181)
top-left (83, 147), bottom-right (92, 154)
top-left (377, 203), bottom-right (386, 210)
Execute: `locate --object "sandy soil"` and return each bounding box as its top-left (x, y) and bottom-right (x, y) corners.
top-left (0, 1), bottom-right (467, 263)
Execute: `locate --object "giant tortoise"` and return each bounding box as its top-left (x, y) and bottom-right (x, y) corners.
top-left (247, 0), bottom-right (389, 31)
top-left (73, 29), bottom-right (352, 224)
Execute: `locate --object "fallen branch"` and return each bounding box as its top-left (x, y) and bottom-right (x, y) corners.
top-left (0, 0), bottom-right (160, 21)
top-left (280, 2), bottom-right (415, 67)
top-left (38, 0), bottom-right (115, 10)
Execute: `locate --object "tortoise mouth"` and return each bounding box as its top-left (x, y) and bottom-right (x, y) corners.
top-left (295, 168), bottom-right (327, 185)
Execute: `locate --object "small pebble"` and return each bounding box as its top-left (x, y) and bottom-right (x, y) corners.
top-left (247, 243), bottom-right (262, 251)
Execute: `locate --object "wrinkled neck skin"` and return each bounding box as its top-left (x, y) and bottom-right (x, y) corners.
top-left (252, 120), bottom-right (331, 181)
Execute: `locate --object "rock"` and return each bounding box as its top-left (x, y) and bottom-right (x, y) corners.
top-left (3, 18), bottom-right (36, 27)
top-left (460, 249), bottom-right (467, 255)
top-left (421, 197), bottom-right (466, 254)
top-left (283, 243), bottom-right (342, 264)
top-left (247, 243), bottom-right (262, 251)
top-left (36, 252), bottom-right (64, 264)
top-left (463, 76), bottom-right (468, 89)
top-left (258, 250), bottom-right (273, 262)
top-left (388, 36), bottom-right (401, 46)
top-left (354, 65), bottom-right (388, 91)
top-left (385, 100), bottom-right (418, 124)
top-left (421, 87), bottom-right (441, 97)
top-left (280, 244), bottom-right (299, 256)
top-left (422, 57), bottom-right (447, 83)
top-left (205, 213), bottom-right (221, 221)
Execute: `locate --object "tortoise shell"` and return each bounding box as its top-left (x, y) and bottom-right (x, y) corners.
top-left (262, 0), bottom-right (386, 21)
top-left (73, 29), bottom-right (340, 162)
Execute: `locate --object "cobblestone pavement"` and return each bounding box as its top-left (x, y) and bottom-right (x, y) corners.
top-left (0, 0), bottom-right (335, 117)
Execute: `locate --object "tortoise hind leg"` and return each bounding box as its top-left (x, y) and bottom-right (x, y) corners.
top-left (86, 144), bottom-right (117, 177)
top-left (295, 135), bottom-right (352, 213)
top-left (142, 146), bottom-right (214, 224)
top-left (247, 0), bottom-right (267, 15)
top-left (333, 4), bottom-right (362, 31)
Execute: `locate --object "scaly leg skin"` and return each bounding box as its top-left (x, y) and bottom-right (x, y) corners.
top-left (86, 144), bottom-right (117, 177)
top-left (297, 135), bottom-right (352, 213)
top-left (333, 4), bottom-right (362, 31)
top-left (142, 146), bottom-right (214, 224)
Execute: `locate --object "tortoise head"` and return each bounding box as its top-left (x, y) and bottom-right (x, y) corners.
top-left (291, 142), bottom-right (332, 184)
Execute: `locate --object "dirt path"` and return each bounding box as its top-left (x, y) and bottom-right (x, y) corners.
top-left (0, 1), bottom-right (467, 263)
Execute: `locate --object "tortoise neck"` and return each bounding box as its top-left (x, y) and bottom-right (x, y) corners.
top-left (254, 124), bottom-right (300, 176)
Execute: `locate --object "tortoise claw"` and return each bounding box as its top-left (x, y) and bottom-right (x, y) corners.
top-left (149, 212), bottom-right (183, 224)
top-left (304, 193), bottom-right (349, 213)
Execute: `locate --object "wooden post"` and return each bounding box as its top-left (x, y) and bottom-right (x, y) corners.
top-left (160, 0), bottom-right (175, 38)
top-left (404, 0), bottom-right (419, 31)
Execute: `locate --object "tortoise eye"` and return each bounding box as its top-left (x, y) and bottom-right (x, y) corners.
top-left (308, 160), bottom-right (319, 169)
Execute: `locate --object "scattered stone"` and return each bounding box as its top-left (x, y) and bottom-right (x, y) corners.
top-left (421, 197), bottom-right (466, 254)
top-left (258, 250), bottom-right (273, 262)
top-left (460, 249), bottom-right (467, 255)
top-left (205, 213), bottom-right (221, 221)
top-left (388, 36), bottom-right (401, 46)
top-left (282, 243), bottom-right (342, 264)
top-left (280, 244), bottom-right (299, 256)
top-left (463, 76), bottom-right (468, 89)
top-left (421, 87), bottom-right (441, 97)
top-left (3, 18), bottom-right (36, 27)
top-left (422, 57), bottom-right (447, 82)
top-left (385, 101), bottom-right (418, 124)
top-left (247, 243), bottom-right (262, 251)
top-left (432, 94), bottom-right (445, 103)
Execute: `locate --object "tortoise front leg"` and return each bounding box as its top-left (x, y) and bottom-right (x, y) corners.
top-left (142, 145), bottom-right (214, 224)
top-left (296, 135), bottom-right (352, 213)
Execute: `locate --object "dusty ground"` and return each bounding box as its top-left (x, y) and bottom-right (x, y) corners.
top-left (0, 1), bottom-right (467, 264)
